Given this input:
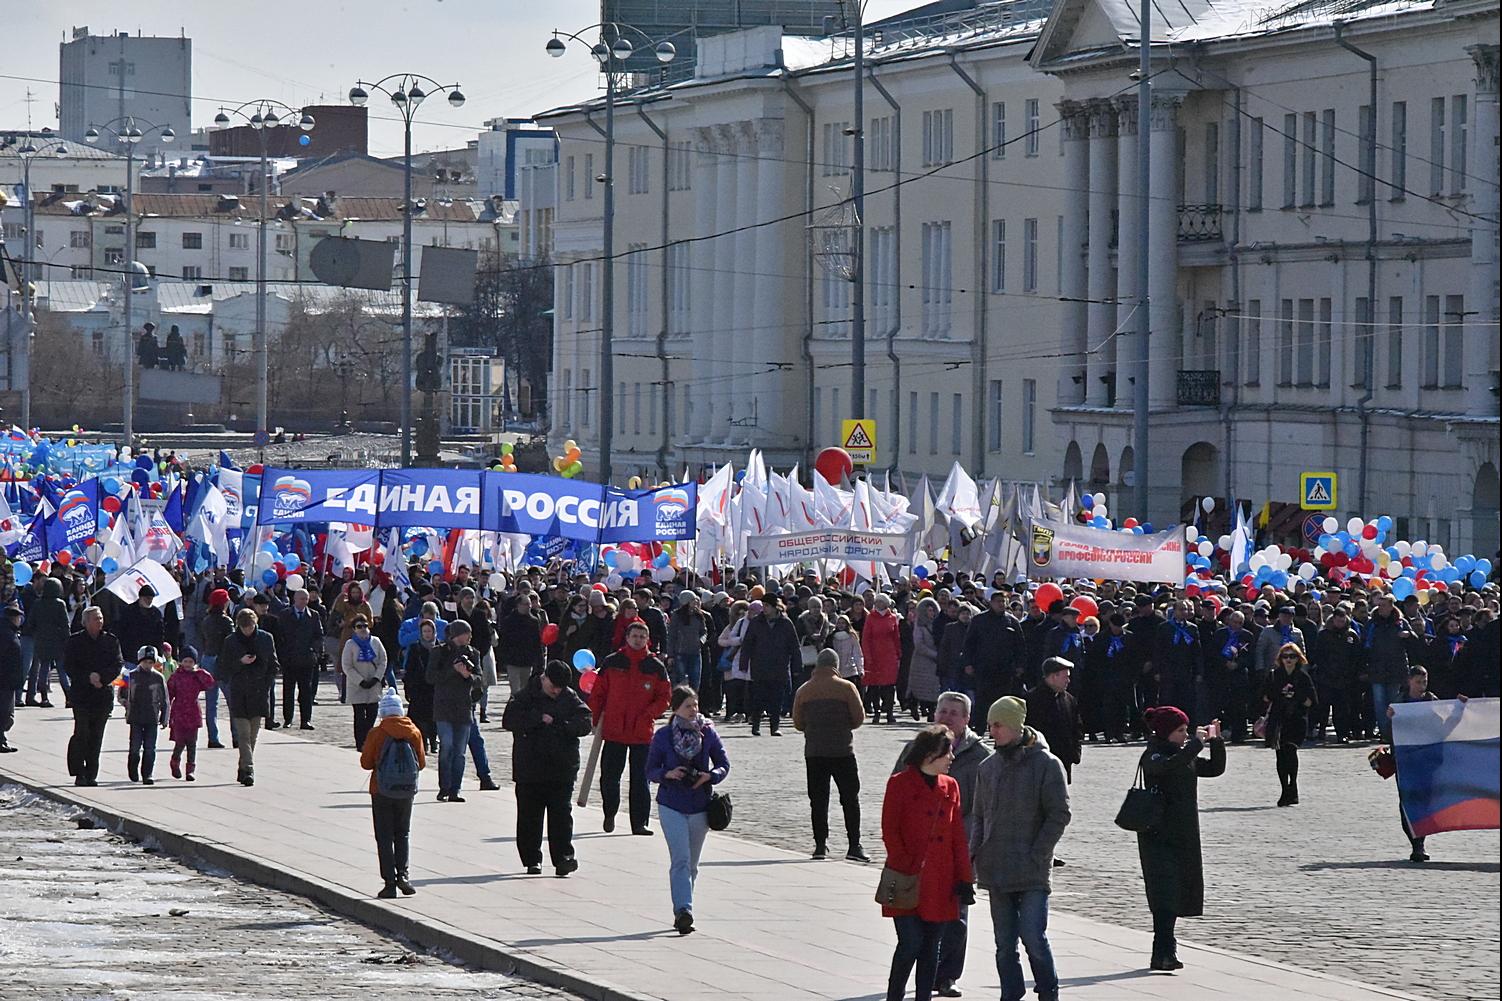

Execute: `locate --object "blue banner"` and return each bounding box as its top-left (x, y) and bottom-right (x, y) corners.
top-left (254, 468), bottom-right (697, 544)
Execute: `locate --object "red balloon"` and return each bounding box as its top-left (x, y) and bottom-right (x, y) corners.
top-left (814, 447), bottom-right (854, 486)
top-left (1069, 595), bottom-right (1098, 619)
top-left (1123, 518), bottom-right (1139, 529)
top-left (101, 496), bottom-right (121, 513)
top-left (541, 623), bottom-right (560, 646)
top-left (246, 463), bottom-right (265, 475)
top-left (1361, 524), bottom-right (1378, 540)
top-left (592, 583), bottom-right (608, 592)
top-left (578, 669), bottom-right (597, 695)
top-left (55, 550), bottom-right (72, 565)
top-left (1185, 582), bottom-right (1201, 597)
top-left (1033, 582), bottom-right (1064, 611)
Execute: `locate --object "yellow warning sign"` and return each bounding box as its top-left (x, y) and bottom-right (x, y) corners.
top-left (841, 419), bottom-right (877, 465)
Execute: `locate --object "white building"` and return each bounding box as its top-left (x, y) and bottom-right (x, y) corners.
top-left (539, 0), bottom-right (1499, 553)
top-left (476, 118), bottom-right (557, 200)
top-left (59, 28), bottom-right (192, 155)
top-left (0, 134), bottom-right (126, 201)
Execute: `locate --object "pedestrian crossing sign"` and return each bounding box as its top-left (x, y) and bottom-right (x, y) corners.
top-left (841, 419), bottom-right (877, 465)
top-left (1299, 472), bottom-right (1337, 510)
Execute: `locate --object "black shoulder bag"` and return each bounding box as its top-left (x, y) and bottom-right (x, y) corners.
top-left (1113, 763), bottom-right (1165, 833)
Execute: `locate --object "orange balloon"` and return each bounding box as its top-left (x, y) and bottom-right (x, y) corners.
top-left (566, 447), bottom-right (582, 462)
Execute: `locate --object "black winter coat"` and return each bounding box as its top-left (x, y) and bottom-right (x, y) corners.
top-left (740, 614), bottom-right (801, 684)
top-left (63, 628), bottom-right (125, 713)
top-left (0, 619), bottom-right (24, 692)
top-left (279, 606), bottom-right (325, 665)
top-left (219, 628), bottom-right (278, 719)
top-left (1311, 626), bottom-right (1363, 690)
top-left (495, 609), bottom-right (544, 669)
top-left (962, 609), bottom-right (1024, 689)
top-left (428, 642), bottom-right (483, 725)
top-left (502, 677), bottom-right (594, 784)
top-left (1260, 665), bottom-right (1316, 747)
top-left (114, 602), bottom-right (166, 660)
top-left (1136, 735), bottom-right (1226, 917)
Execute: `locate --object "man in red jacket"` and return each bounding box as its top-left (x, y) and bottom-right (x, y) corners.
top-left (590, 621), bottom-right (671, 835)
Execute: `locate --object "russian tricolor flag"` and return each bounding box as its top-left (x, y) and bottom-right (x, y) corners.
top-left (1392, 698), bottom-right (1500, 838)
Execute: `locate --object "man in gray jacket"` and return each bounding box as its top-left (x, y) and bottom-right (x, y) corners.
top-left (895, 691), bottom-right (990, 998)
top-left (969, 696), bottom-right (1071, 1001)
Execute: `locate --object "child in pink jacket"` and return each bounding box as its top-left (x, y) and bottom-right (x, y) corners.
top-left (167, 645), bottom-right (217, 781)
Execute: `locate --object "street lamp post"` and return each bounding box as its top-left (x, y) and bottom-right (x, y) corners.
top-left (2, 133), bottom-right (71, 429)
top-left (85, 116), bottom-right (175, 449)
top-left (546, 24), bottom-right (677, 486)
top-left (348, 75), bottom-right (465, 467)
top-left (211, 101), bottom-right (315, 448)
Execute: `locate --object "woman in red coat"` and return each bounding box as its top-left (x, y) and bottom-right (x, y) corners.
top-left (881, 724), bottom-right (973, 1001)
top-left (862, 594), bottom-right (903, 724)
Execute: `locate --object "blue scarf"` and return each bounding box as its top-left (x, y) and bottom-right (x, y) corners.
top-left (1060, 630), bottom-right (1082, 653)
top-left (1447, 635), bottom-right (1467, 658)
top-left (1107, 635), bottom-right (1126, 659)
top-left (1172, 621), bottom-right (1195, 646)
top-left (1221, 635), bottom-right (1243, 659)
top-left (1279, 625), bottom-right (1296, 645)
top-left (353, 634), bottom-right (377, 663)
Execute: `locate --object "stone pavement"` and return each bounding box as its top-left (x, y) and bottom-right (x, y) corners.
top-left (0, 705), bottom-right (1436, 1001)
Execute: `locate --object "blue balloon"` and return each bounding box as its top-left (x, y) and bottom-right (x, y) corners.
top-left (1335, 531), bottom-right (1350, 544)
top-left (653, 553), bottom-right (670, 569)
top-left (1477, 559), bottom-right (1493, 576)
top-left (102, 477), bottom-right (121, 494)
top-left (410, 537), bottom-right (428, 557)
top-left (262, 568), bottom-right (279, 587)
top-left (1377, 515), bottom-right (1393, 531)
top-left (261, 541), bottom-right (280, 555)
top-left (1343, 540), bottom-right (1360, 557)
top-left (1318, 534), bottom-right (1333, 550)
top-left (1271, 570), bottom-right (1289, 588)
top-left (602, 550), bottom-right (618, 568)
top-left (621, 569), bottom-right (638, 579)
top-left (1081, 495), bottom-right (1094, 510)
top-left (1455, 555), bottom-right (1475, 573)
top-left (1469, 570), bottom-right (1487, 589)
top-left (572, 649), bottom-right (596, 671)
top-left (428, 560), bottom-right (444, 575)
top-left (101, 557), bottom-right (118, 573)
top-left (135, 455), bottom-right (155, 471)
top-left (283, 553), bottom-right (301, 571)
top-left (1401, 566), bottom-right (1416, 578)
top-left (1385, 547), bottom-right (1400, 561)
top-left (913, 565), bottom-right (929, 579)
top-left (1092, 516), bottom-right (1107, 528)
top-left (13, 563), bottom-right (32, 586)
top-left (1391, 577), bottom-right (1415, 600)
top-left (1132, 526), bottom-right (1144, 535)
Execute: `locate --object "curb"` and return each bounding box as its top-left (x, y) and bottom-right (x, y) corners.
top-left (2, 772), bottom-right (656, 1001)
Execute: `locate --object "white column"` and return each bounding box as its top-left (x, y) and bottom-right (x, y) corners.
top-left (730, 121), bottom-right (760, 442)
top-left (689, 127), bottom-right (719, 442)
top-left (709, 124), bottom-right (739, 442)
top-left (1114, 96), bottom-right (1140, 409)
top-left (1086, 99), bottom-right (1119, 406)
top-left (753, 119), bottom-right (788, 432)
top-left (1057, 100), bottom-right (1090, 406)
top-left (1148, 95), bottom-right (1182, 409)
top-left (1466, 44), bottom-right (1500, 417)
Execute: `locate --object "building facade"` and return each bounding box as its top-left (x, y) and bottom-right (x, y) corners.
top-left (476, 118), bottom-right (557, 200)
top-left (59, 28), bottom-right (192, 154)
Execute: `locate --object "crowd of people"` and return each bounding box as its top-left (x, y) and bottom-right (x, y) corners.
top-left (0, 551), bottom-right (1496, 998)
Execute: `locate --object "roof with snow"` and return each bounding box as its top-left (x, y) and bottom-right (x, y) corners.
top-left (32, 279), bottom-right (447, 318)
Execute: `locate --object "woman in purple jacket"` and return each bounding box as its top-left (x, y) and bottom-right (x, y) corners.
top-left (646, 685), bottom-right (730, 936)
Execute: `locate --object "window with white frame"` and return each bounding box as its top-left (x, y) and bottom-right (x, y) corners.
top-left (561, 263), bottom-right (575, 320)
top-left (1282, 113), bottom-right (1298, 209)
top-left (992, 101), bottom-right (1007, 158)
top-left (869, 116), bottom-right (894, 172)
top-left (1316, 297), bottom-right (1332, 387)
top-left (182, 265), bottom-right (202, 280)
top-left (70, 230), bottom-right (90, 248)
top-left (1386, 296), bottom-right (1403, 388)
top-left (868, 226), bottom-right (896, 334)
top-left (583, 154), bottom-right (594, 199)
top-left (649, 383), bottom-right (659, 434)
top-left (1301, 111), bottom-right (1317, 207)
top-left (563, 369), bottom-right (573, 425)
top-left (1319, 110), bottom-right (1335, 206)
top-left (907, 391), bottom-right (918, 454)
top-left (822, 268), bottom-right (852, 336)
top-left (1390, 102), bottom-right (1407, 198)
top-left (1022, 217), bottom-right (1038, 293)
top-left (991, 219), bottom-right (1006, 292)
top-left (1248, 118), bottom-right (1264, 210)
top-left (627, 244), bottom-right (649, 338)
top-left (1296, 298), bottom-right (1315, 385)
top-left (921, 109), bottom-right (954, 166)
top-left (920, 220), bottom-right (952, 335)
top-left (565, 155), bottom-right (576, 200)
top-left (1022, 379), bottom-right (1036, 453)
top-left (582, 368), bottom-right (593, 426)
top-left (928, 392), bottom-right (939, 454)
top-left (821, 121), bottom-right (850, 176)
top-left (1024, 99), bottom-right (1040, 156)
top-left (633, 382), bottom-right (642, 434)
top-left (668, 141), bottom-right (692, 191)
top-left (1278, 298), bottom-right (1294, 384)
top-left (988, 379), bottom-right (1003, 451)
top-left (135, 231), bottom-right (156, 249)
top-left (667, 242), bottom-right (691, 335)
top-left (628, 145), bottom-right (650, 195)
top-left (1204, 122), bottom-right (1219, 204)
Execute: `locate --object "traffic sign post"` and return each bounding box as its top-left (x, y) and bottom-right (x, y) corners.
top-left (1299, 472), bottom-right (1337, 510)
top-left (841, 419), bottom-right (877, 465)
top-left (1302, 513), bottom-right (1325, 546)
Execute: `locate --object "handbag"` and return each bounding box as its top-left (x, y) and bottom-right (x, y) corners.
top-left (1253, 715), bottom-right (1269, 740)
top-left (707, 789), bottom-right (733, 831)
top-left (1113, 764), bottom-right (1165, 833)
top-left (875, 794), bottom-right (943, 910)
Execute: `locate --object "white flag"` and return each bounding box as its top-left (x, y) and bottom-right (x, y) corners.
top-left (105, 557), bottom-right (183, 608)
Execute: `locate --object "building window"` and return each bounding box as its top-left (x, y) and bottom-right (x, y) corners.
top-left (1248, 118), bottom-right (1264, 211)
top-left (582, 368), bottom-right (593, 427)
top-left (93, 330), bottom-right (105, 354)
top-left (178, 231), bottom-right (202, 251)
top-left (1024, 99), bottom-right (1040, 156)
top-left (565, 155), bottom-right (576, 201)
top-left (1296, 298), bottom-right (1315, 386)
top-left (950, 393), bottom-right (963, 455)
top-left (182, 266), bottom-right (202, 280)
top-left (228, 232), bottom-right (250, 250)
top-left (1301, 111), bottom-right (1317, 207)
top-left (988, 379), bottom-right (1003, 451)
top-left (1354, 297), bottom-right (1373, 389)
top-left (1422, 295), bottom-right (1440, 388)
top-left (668, 141), bottom-right (692, 191)
top-left (1450, 95), bottom-right (1468, 194)
top-left (831, 388), bottom-right (841, 442)
top-left (1278, 298), bottom-right (1294, 385)
top-left (561, 264), bottom-right (575, 321)
top-left (229, 266), bottom-right (249, 281)
top-left (1357, 106), bottom-right (1375, 204)
top-left (822, 266), bottom-right (851, 336)
top-left (1386, 296), bottom-right (1403, 388)
top-left (1390, 102), bottom-right (1407, 198)
top-left (1055, 216), bottom-right (1064, 294)
top-left (104, 248), bottom-right (125, 265)
top-left (633, 382), bottom-right (642, 434)
top-left (583, 154), bottom-right (594, 199)
top-left (920, 221), bottom-right (952, 335)
top-left (192, 332), bottom-right (205, 357)
top-left (907, 391), bottom-right (917, 454)
top-left (681, 384), bottom-right (691, 435)
top-left (1204, 122), bottom-right (1219, 204)
top-left (1022, 217), bottom-right (1038, 293)
top-left (70, 230), bottom-right (91, 248)
top-left (1281, 113), bottom-right (1298, 209)
top-left (627, 245), bottom-right (649, 338)
top-left (1429, 98), bottom-right (1445, 196)
top-left (135, 231), bottom-right (156, 249)
top-left (990, 219), bottom-right (1006, 292)
top-left (563, 369), bottom-right (573, 426)
top-left (928, 392), bottom-right (940, 455)
top-left (1443, 294), bottom-right (1464, 387)
top-left (821, 121), bottom-right (851, 176)
top-left (1319, 110), bottom-right (1335, 206)
top-left (992, 101), bottom-right (1007, 158)
top-left (649, 383), bottom-right (659, 434)
top-left (667, 242), bottom-right (690, 335)
top-left (580, 262), bottom-right (595, 322)
top-left (921, 109), bottom-right (954, 166)
top-left (1317, 297), bottom-right (1332, 387)
top-left (275, 233), bottom-right (292, 252)
top-left (1243, 299), bottom-right (1262, 385)
top-left (870, 116), bottom-right (894, 172)
top-left (628, 145), bottom-right (650, 195)
top-left (868, 226), bottom-right (896, 334)
top-left (1022, 379), bottom-right (1036, 454)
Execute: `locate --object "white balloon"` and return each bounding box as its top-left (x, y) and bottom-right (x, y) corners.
top-left (286, 573), bottom-right (305, 591)
top-left (1298, 563), bottom-right (1317, 580)
top-left (605, 573), bottom-right (624, 589)
top-left (1411, 541), bottom-right (1428, 557)
top-left (1322, 516), bottom-right (1339, 534)
top-left (1430, 554), bottom-right (1448, 571)
top-left (652, 566), bottom-right (676, 582)
top-left (1347, 517), bottom-right (1364, 535)
top-left (1092, 492), bottom-right (1106, 507)
top-left (489, 572), bottom-right (506, 590)
top-left (923, 560), bottom-right (939, 574)
top-left (1095, 504), bottom-right (1108, 518)
top-left (1186, 526), bottom-right (1199, 543)
top-left (253, 551), bottom-right (275, 571)
top-left (1249, 554), bottom-right (1267, 571)
top-left (1394, 541), bottom-right (1411, 557)
top-left (1197, 541), bottom-right (1214, 557)
top-left (1217, 535), bottom-right (1231, 550)
top-left (1277, 553), bottom-right (1293, 571)
top-left (1201, 496), bottom-right (1215, 513)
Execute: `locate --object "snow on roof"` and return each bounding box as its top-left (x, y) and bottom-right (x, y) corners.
top-left (34, 280), bottom-right (447, 318)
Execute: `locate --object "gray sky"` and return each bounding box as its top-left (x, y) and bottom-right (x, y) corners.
top-left (6, 0), bottom-right (909, 158)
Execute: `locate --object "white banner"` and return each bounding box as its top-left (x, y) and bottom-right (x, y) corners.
top-left (1024, 520), bottom-right (1186, 585)
top-left (745, 529), bottom-right (914, 565)
top-left (104, 557), bottom-right (184, 609)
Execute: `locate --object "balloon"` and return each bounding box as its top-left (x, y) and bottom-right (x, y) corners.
top-left (566, 461), bottom-right (583, 477)
top-left (605, 573), bottom-right (624, 589)
top-left (12, 563), bottom-right (32, 586)
top-left (566, 447), bottom-right (582, 463)
top-left (553, 457), bottom-right (567, 472)
top-left (1390, 577), bottom-right (1415, 600)
top-left (814, 447), bottom-right (854, 486)
top-left (1361, 524), bottom-right (1377, 540)
top-left (499, 442), bottom-right (514, 455)
top-left (100, 557), bottom-right (118, 574)
top-left (286, 573), bottom-right (305, 591)
top-left (1034, 582), bottom-right (1064, 611)
top-left (1081, 494), bottom-right (1094, 510)
top-left (1197, 541), bottom-right (1214, 558)
top-left (1185, 526), bottom-right (1199, 543)
top-left (102, 477), bottom-right (121, 495)
top-left (1123, 517), bottom-right (1138, 528)
top-left (602, 549), bottom-right (619, 568)
top-left (1070, 595), bottom-right (1098, 618)
top-left (282, 552), bottom-right (301, 571)
top-left (1092, 492), bottom-right (1106, 507)
top-left (913, 565), bottom-right (929, 580)
top-left (592, 582), bottom-right (607, 593)
top-left (627, 475), bottom-right (642, 489)
top-left (254, 551), bottom-right (276, 571)
top-left (542, 623), bottom-right (560, 646)
top-left (1094, 504), bottom-right (1108, 519)
top-left (573, 649), bottom-right (596, 671)
top-left (1455, 555), bottom-right (1476, 573)
top-left (1470, 570), bottom-right (1488, 589)
top-left (563, 439), bottom-right (579, 452)
top-left (1201, 496), bottom-right (1215, 513)
top-left (653, 566), bottom-right (676, 583)
top-left (1321, 516), bottom-right (1338, 534)
top-left (262, 569), bottom-right (279, 587)
top-left (428, 559), bottom-right (444, 575)
top-left (1478, 559), bottom-right (1493, 576)
top-left (1298, 563), bottom-right (1317, 580)
top-left (1092, 516), bottom-right (1107, 528)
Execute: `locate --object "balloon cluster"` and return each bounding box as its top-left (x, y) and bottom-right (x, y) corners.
top-left (251, 541), bottom-right (306, 591)
top-left (492, 441), bottom-right (517, 473)
top-left (600, 540), bottom-right (677, 584)
top-left (552, 439), bottom-right (584, 479)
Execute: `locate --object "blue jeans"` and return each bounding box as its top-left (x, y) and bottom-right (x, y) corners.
top-left (672, 654), bottom-right (702, 689)
top-left (437, 719), bottom-right (471, 796)
top-left (202, 655), bottom-right (224, 743)
top-left (990, 889), bottom-right (1058, 1001)
top-left (657, 804), bottom-right (708, 914)
top-left (128, 722), bottom-right (159, 779)
top-left (1372, 682), bottom-right (1396, 741)
top-left (467, 711), bottom-right (491, 780)
top-left (889, 914), bottom-right (944, 1001)
top-left (936, 901), bottom-right (969, 987)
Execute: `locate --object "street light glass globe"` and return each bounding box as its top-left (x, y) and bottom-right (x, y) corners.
top-left (214, 111), bottom-right (230, 128)
top-left (655, 40), bottom-right (677, 63)
top-left (390, 89), bottom-right (408, 106)
top-left (448, 89), bottom-right (465, 108)
top-left (55, 145), bottom-right (67, 156)
top-left (545, 37), bottom-right (566, 58)
top-left (250, 113), bottom-right (264, 130)
top-left (160, 128), bottom-right (175, 144)
top-left (590, 42), bottom-right (610, 63)
top-left (348, 86), bottom-right (368, 106)
top-left (263, 112), bottom-right (281, 128)
top-left (125, 128), bottom-right (143, 143)
top-left (18, 142), bottom-right (37, 155)
top-left (407, 84), bottom-right (426, 103)
top-left (299, 113), bottom-right (316, 131)
top-left (84, 128), bottom-right (99, 143)
top-left (611, 37), bottom-right (634, 61)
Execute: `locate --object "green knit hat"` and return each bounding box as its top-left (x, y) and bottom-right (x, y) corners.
top-left (987, 695), bottom-right (1027, 729)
